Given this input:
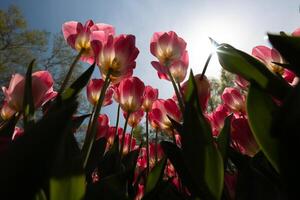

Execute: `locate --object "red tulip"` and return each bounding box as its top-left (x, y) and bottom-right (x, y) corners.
top-left (116, 77), bottom-right (145, 113)
top-left (106, 126), bottom-right (123, 150)
top-left (222, 87), bottom-right (245, 113)
top-left (92, 34), bottom-right (139, 84)
top-left (231, 116), bottom-right (259, 157)
top-left (181, 73), bottom-right (211, 111)
top-left (224, 172), bottom-right (237, 200)
top-left (124, 109), bottom-right (144, 128)
top-left (96, 114), bottom-right (109, 140)
top-left (86, 79), bottom-right (113, 106)
top-left (62, 20), bottom-right (115, 64)
top-left (0, 101), bottom-right (16, 120)
top-left (151, 51), bottom-right (189, 83)
top-left (2, 71), bottom-right (56, 112)
top-left (142, 85), bottom-right (159, 112)
top-left (252, 45), bottom-right (296, 84)
top-left (150, 31), bottom-right (187, 66)
top-left (209, 104), bottom-right (229, 136)
top-left (137, 147), bottom-right (147, 169)
top-left (149, 99), bottom-right (181, 133)
top-left (149, 142), bottom-right (164, 166)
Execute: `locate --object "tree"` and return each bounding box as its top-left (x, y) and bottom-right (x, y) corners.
top-left (0, 5), bottom-right (84, 102)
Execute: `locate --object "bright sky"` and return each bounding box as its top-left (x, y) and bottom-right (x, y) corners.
top-left (1, 0), bottom-right (300, 124)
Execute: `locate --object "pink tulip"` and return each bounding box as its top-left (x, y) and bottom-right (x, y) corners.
top-left (134, 184), bottom-right (144, 200)
top-left (142, 85), bottom-right (159, 112)
top-left (235, 75), bottom-right (249, 89)
top-left (209, 104), bottom-right (230, 136)
top-left (12, 127), bottom-right (24, 140)
top-left (96, 114), bottom-right (109, 140)
top-left (62, 20), bottom-right (115, 64)
top-left (231, 116), bottom-right (259, 157)
top-left (181, 73), bottom-right (211, 111)
top-left (222, 87), bottom-right (245, 113)
top-left (150, 31), bottom-right (187, 66)
top-left (118, 132), bottom-right (137, 155)
top-left (106, 126), bottom-right (123, 150)
top-left (137, 147), bottom-right (147, 169)
top-left (92, 34), bottom-right (139, 84)
top-left (86, 79), bottom-right (113, 106)
top-left (124, 109), bottom-right (144, 128)
top-left (151, 51), bottom-right (189, 83)
top-left (115, 77), bottom-right (145, 113)
top-left (0, 101), bottom-right (16, 120)
top-left (252, 45), bottom-right (296, 84)
top-left (292, 27), bottom-right (300, 36)
top-left (149, 142), bottom-right (164, 166)
top-left (2, 71), bottom-right (56, 112)
top-left (148, 98), bottom-right (181, 133)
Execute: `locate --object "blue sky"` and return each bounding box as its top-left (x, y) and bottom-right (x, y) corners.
top-left (1, 0), bottom-right (300, 125)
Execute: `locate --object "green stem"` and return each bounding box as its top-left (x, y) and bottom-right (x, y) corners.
top-left (114, 104), bottom-right (121, 135)
top-left (82, 70), bottom-right (111, 168)
top-left (146, 112), bottom-right (150, 175)
top-left (59, 49), bottom-right (83, 94)
top-left (120, 112), bottom-right (130, 156)
top-left (155, 129), bottom-right (158, 164)
top-left (176, 82), bottom-right (184, 100)
top-left (166, 68), bottom-right (184, 114)
top-left (129, 126), bottom-right (134, 151)
top-left (200, 53), bottom-right (212, 80)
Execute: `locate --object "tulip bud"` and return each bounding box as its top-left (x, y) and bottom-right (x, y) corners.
top-left (86, 79), bottom-right (113, 106)
top-left (231, 116), bottom-right (259, 157)
top-left (124, 109), bottom-right (144, 128)
top-left (135, 184), bottom-right (144, 200)
top-left (142, 85), bottom-right (158, 112)
top-left (222, 87), bottom-right (245, 113)
top-left (209, 104), bottom-right (229, 136)
top-left (96, 114), bottom-right (109, 140)
top-left (12, 127), bottom-right (24, 140)
top-left (182, 73), bottom-right (210, 111)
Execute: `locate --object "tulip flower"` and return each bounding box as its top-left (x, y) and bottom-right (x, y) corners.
top-left (0, 101), bottom-right (16, 120)
top-left (149, 142), bottom-right (164, 166)
top-left (222, 87), bottom-right (245, 113)
top-left (292, 27), bottom-right (300, 36)
top-left (135, 184), bottom-right (144, 200)
top-left (181, 73), bottom-right (211, 111)
top-left (2, 71), bottom-right (56, 112)
top-left (92, 34), bottom-right (139, 84)
top-left (151, 51), bottom-right (189, 83)
top-left (124, 109), bottom-right (144, 128)
top-left (118, 132), bottom-right (137, 155)
top-left (142, 85), bottom-right (159, 112)
top-left (116, 77), bottom-right (145, 113)
top-left (105, 126), bottom-right (123, 150)
top-left (87, 79), bottom-right (113, 106)
top-left (96, 114), bottom-right (109, 140)
top-left (231, 116), bottom-right (259, 157)
top-left (149, 98), bottom-right (181, 133)
top-left (224, 172), bottom-right (237, 200)
top-left (235, 75), bottom-right (249, 89)
top-left (150, 31), bottom-right (187, 66)
top-left (252, 45), bottom-right (296, 84)
top-left (62, 20), bottom-right (115, 64)
top-left (209, 104), bottom-right (229, 136)
top-left (12, 127), bottom-right (24, 140)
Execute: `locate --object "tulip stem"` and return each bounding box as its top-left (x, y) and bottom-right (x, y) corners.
top-left (59, 49), bottom-right (84, 94)
top-left (129, 126), bottom-right (134, 151)
top-left (146, 111), bottom-right (150, 175)
top-left (120, 111), bottom-right (131, 156)
top-left (155, 129), bottom-right (158, 164)
top-left (114, 104), bottom-right (121, 135)
top-left (172, 129), bottom-right (176, 144)
top-left (200, 52), bottom-right (212, 80)
top-left (176, 82), bottom-right (184, 100)
top-left (82, 70), bottom-right (112, 168)
top-left (166, 68), bottom-right (185, 114)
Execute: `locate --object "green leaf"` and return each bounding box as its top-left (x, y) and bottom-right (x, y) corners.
top-left (247, 83), bottom-right (280, 173)
top-left (23, 59), bottom-right (35, 129)
top-left (179, 71), bottom-right (224, 200)
top-left (50, 174), bottom-right (85, 200)
top-left (216, 44), bottom-right (291, 100)
top-left (216, 114), bottom-right (232, 165)
top-left (268, 34), bottom-right (300, 76)
top-left (61, 63), bottom-right (95, 101)
top-left (145, 157), bottom-right (167, 194)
